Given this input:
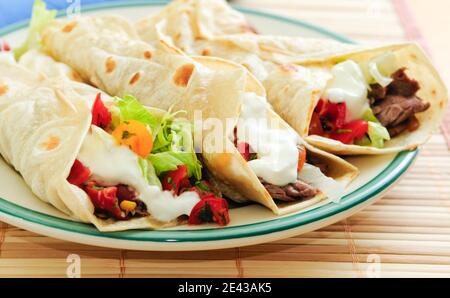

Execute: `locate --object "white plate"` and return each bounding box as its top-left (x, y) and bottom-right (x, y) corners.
top-left (0, 1), bottom-right (418, 251)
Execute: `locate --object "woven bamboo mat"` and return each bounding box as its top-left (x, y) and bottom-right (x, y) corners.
top-left (1, 0), bottom-right (450, 278)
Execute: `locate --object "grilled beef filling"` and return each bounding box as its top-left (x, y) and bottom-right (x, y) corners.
top-left (369, 68), bottom-right (430, 137)
top-left (260, 178), bottom-right (320, 202)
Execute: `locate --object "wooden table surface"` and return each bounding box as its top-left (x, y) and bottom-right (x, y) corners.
top-left (1, 0), bottom-right (449, 278)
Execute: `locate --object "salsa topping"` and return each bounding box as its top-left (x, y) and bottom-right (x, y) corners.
top-left (91, 93), bottom-right (112, 129)
top-left (67, 159), bottom-right (91, 187)
top-left (162, 165), bottom-right (230, 226)
top-left (309, 99), bottom-right (369, 145)
top-left (188, 197), bottom-right (229, 226)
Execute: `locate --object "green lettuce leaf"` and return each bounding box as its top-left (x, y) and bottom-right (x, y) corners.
top-left (361, 109), bottom-right (391, 148)
top-left (114, 95), bottom-right (162, 137)
top-left (138, 158), bottom-right (162, 189)
top-left (14, 0), bottom-right (57, 60)
top-left (367, 121), bottom-right (391, 149)
top-left (149, 119), bottom-right (202, 180)
top-left (362, 109), bottom-right (380, 123)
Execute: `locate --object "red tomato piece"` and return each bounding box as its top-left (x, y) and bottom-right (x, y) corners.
top-left (188, 197), bottom-right (230, 226)
top-left (67, 159), bottom-right (91, 187)
top-left (237, 142), bottom-right (253, 161)
top-left (84, 182), bottom-right (124, 219)
top-left (91, 93), bottom-right (112, 129)
top-left (330, 120), bottom-right (369, 145)
top-left (308, 112), bottom-right (324, 136)
top-left (162, 165), bottom-right (191, 195)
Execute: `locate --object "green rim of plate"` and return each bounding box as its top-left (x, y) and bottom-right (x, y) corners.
top-left (0, 0), bottom-right (417, 243)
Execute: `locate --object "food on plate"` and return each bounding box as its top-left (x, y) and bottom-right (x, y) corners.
top-left (137, 0), bottom-right (447, 155)
top-left (264, 47), bottom-right (447, 155)
top-left (0, 60), bottom-right (229, 231)
top-left (29, 3), bottom-right (358, 215)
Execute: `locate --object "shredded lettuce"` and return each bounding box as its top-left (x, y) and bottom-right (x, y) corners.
top-left (14, 0), bottom-right (57, 60)
top-left (360, 52), bottom-right (398, 87)
top-left (354, 135), bottom-right (371, 147)
top-left (148, 152), bottom-right (186, 175)
top-left (114, 95), bottom-right (162, 137)
top-left (362, 109), bottom-right (380, 123)
top-left (362, 109), bottom-right (391, 148)
top-left (138, 158), bottom-right (162, 189)
top-left (367, 121), bottom-right (391, 148)
top-left (149, 119), bottom-right (202, 180)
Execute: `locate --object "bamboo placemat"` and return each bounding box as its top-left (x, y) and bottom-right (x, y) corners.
top-left (1, 0), bottom-right (450, 278)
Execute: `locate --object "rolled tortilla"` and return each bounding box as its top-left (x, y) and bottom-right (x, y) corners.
top-left (0, 61), bottom-right (175, 231)
top-left (136, 0), bottom-right (357, 82)
top-left (40, 15), bottom-right (358, 215)
top-left (136, 0), bottom-right (448, 155)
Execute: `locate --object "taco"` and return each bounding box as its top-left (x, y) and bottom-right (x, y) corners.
top-left (0, 57), bottom-right (232, 231)
top-left (264, 45), bottom-right (448, 154)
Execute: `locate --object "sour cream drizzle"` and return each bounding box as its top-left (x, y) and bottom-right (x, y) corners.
top-left (323, 60), bottom-right (369, 122)
top-left (77, 126), bottom-right (200, 222)
top-left (236, 92), bottom-right (300, 186)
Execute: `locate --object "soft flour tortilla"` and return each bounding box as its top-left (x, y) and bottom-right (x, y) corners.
top-left (264, 43), bottom-right (448, 155)
top-left (136, 0), bottom-right (255, 52)
top-left (42, 15), bottom-right (244, 135)
top-left (40, 15), bottom-right (358, 215)
top-left (0, 62), bottom-right (175, 231)
top-left (135, 0), bottom-right (357, 82)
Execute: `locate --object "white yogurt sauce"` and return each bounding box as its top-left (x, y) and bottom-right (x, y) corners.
top-left (236, 92), bottom-right (300, 186)
top-left (323, 60), bottom-right (369, 122)
top-left (77, 126), bottom-right (200, 222)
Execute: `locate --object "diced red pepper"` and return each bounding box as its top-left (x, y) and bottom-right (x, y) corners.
top-left (67, 159), bottom-right (91, 187)
top-left (308, 112), bottom-right (324, 136)
top-left (330, 120), bottom-right (369, 145)
top-left (91, 93), bottom-right (112, 129)
top-left (187, 181), bottom-right (217, 200)
top-left (237, 142), bottom-right (253, 161)
top-left (188, 197), bottom-right (230, 226)
top-left (310, 99), bottom-right (347, 136)
top-left (297, 145), bottom-right (307, 172)
top-left (0, 40), bottom-right (10, 52)
top-left (84, 182), bottom-right (124, 219)
top-left (162, 165), bottom-right (191, 195)
top-left (315, 99), bottom-right (347, 129)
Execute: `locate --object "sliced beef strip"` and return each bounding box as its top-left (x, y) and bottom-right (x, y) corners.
top-left (260, 178), bottom-right (320, 202)
top-left (388, 116), bottom-right (420, 137)
top-left (372, 95), bottom-right (430, 128)
top-left (388, 68), bottom-right (420, 97)
top-left (369, 84), bottom-right (387, 103)
top-left (369, 68), bottom-right (430, 137)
